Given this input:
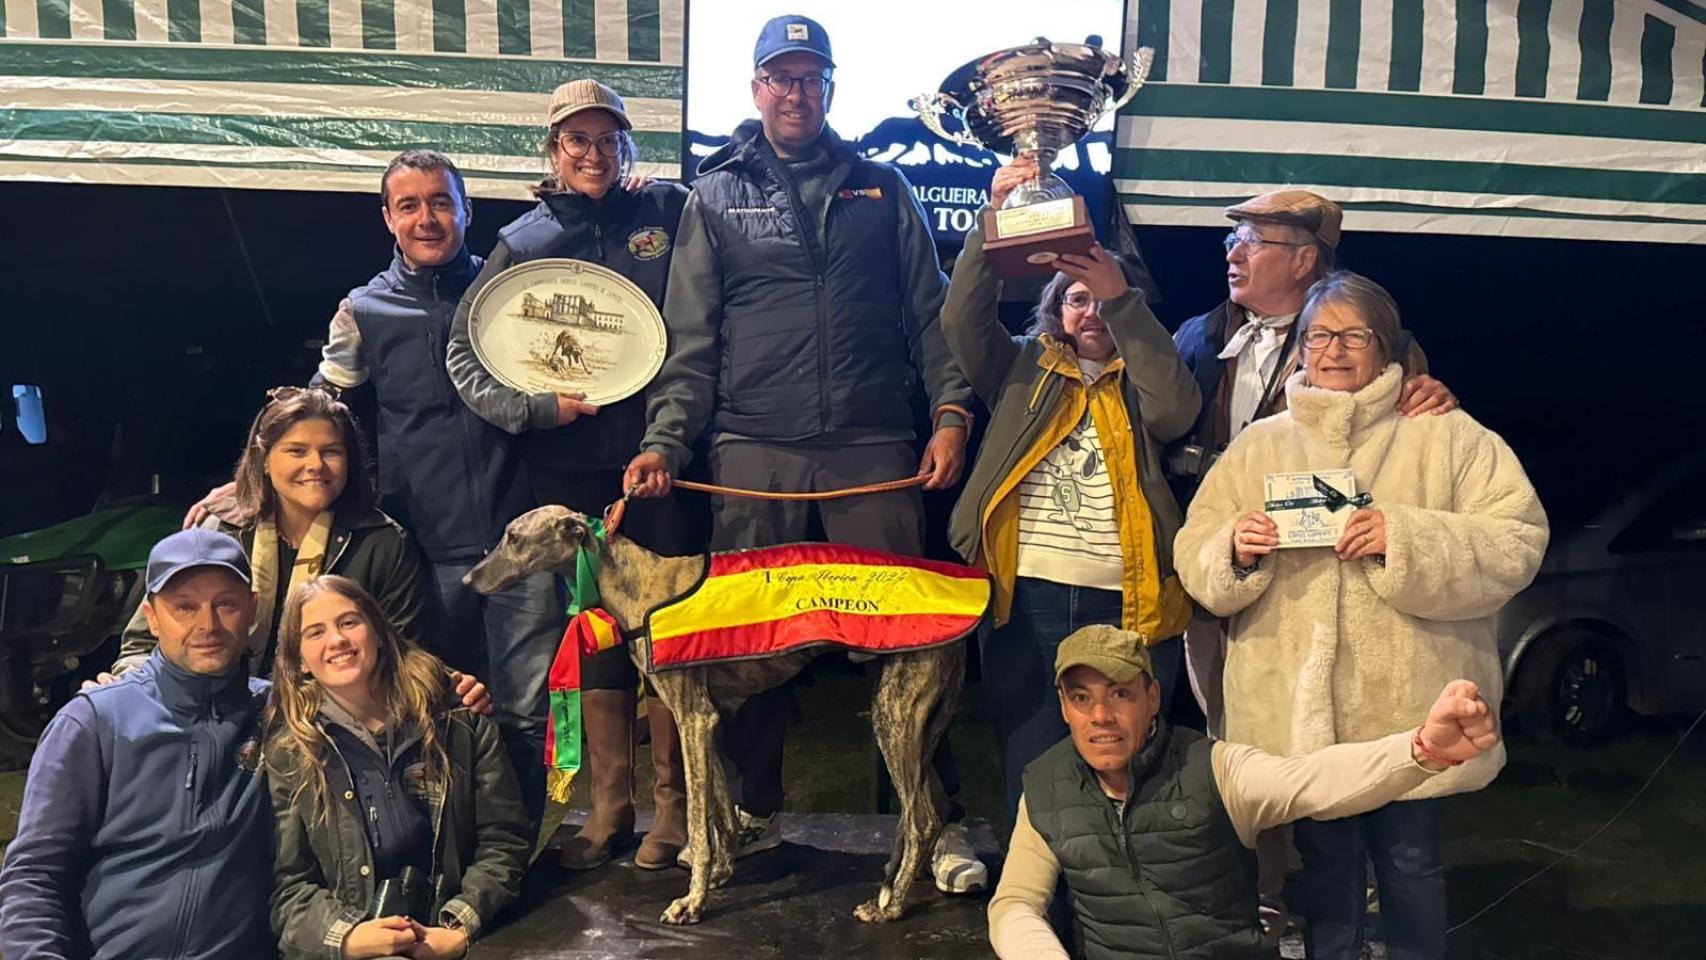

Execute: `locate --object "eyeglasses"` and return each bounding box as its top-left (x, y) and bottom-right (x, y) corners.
top-left (1062, 292), bottom-right (1102, 311)
top-left (556, 131), bottom-right (624, 159)
top-left (1302, 327), bottom-right (1376, 351)
top-left (1223, 232), bottom-right (1308, 255)
top-left (755, 73), bottom-right (830, 99)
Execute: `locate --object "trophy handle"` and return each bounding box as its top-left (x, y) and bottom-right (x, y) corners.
top-left (909, 92), bottom-right (986, 150)
top-left (1103, 46), bottom-right (1155, 117)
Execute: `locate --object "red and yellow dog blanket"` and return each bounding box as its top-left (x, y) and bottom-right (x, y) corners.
top-left (643, 542), bottom-right (991, 671)
top-left (543, 537), bottom-right (990, 802)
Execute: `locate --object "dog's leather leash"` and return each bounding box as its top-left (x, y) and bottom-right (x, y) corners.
top-left (603, 474), bottom-right (930, 538)
top-left (674, 474), bottom-right (928, 500)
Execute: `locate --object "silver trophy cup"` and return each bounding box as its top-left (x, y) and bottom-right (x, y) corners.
top-left (911, 39), bottom-right (1153, 209)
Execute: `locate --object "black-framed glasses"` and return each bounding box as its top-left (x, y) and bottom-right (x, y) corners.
top-left (1223, 231), bottom-right (1308, 255)
top-left (1302, 327), bottom-right (1376, 351)
top-left (1062, 292), bottom-right (1103, 311)
top-left (557, 131), bottom-right (624, 159)
top-left (755, 73), bottom-right (830, 98)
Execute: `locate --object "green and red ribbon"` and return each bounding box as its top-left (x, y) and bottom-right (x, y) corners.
top-left (542, 517), bottom-right (624, 803)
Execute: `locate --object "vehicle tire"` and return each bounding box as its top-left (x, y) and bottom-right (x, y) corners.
top-left (1528, 633), bottom-right (1625, 744)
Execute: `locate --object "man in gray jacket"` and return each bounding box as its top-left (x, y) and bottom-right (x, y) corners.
top-left (624, 14), bottom-right (982, 890)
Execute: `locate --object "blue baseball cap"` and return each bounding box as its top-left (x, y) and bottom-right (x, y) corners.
top-left (146, 529), bottom-right (252, 594)
top-left (753, 14), bottom-right (834, 70)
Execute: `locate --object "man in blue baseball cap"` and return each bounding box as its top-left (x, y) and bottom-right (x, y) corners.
top-left (0, 529), bottom-right (275, 958)
top-left (0, 530), bottom-right (492, 958)
top-left (626, 12), bottom-right (983, 893)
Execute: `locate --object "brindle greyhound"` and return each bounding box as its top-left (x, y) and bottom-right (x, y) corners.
top-left (465, 505), bottom-right (965, 925)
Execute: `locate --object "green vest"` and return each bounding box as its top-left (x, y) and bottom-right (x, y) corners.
top-left (1022, 722), bottom-right (1270, 960)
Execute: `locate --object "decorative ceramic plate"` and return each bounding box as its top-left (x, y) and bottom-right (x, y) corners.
top-left (467, 258), bottom-right (666, 406)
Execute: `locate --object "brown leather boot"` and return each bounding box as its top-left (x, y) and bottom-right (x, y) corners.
top-left (558, 688), bottom-right (636, 870)
top-left (635, 697), bottom-right (687, 870)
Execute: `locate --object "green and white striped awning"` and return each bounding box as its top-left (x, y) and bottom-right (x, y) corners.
top-left (0, 0), bottom-right (684, 197)
top-left (1116, 0), bottom-right (1706, 243)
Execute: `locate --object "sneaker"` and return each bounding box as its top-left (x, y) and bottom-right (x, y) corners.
top-left (931, 822), bottom-right (989, 894)
top-left (675, 808), bottom-right (783, 868)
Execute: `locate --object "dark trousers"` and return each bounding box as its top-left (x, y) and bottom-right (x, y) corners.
top-left (1294, 799), bottom-right (1446, 960)
top-left (707, 439), bottom-right (958, 819)
top-left (980, 576), bottom-right (1182, 830)
top-left (530, 466), bottom-right (697, 690)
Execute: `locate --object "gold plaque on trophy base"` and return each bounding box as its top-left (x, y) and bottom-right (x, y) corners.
top-left (982, 196), bottom-right (1095, 278)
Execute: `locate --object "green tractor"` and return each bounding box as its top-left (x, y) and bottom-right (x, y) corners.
top-left (0, 504), bottom-right (183, 753)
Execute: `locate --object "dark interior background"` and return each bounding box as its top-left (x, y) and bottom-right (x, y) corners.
top-left (2, 179), bottom-right (1700, 541)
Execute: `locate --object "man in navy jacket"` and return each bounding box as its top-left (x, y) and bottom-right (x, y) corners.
top-left (0, 530), bottom-right (274, 959)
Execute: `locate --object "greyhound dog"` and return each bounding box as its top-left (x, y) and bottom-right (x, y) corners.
top-left (465, 505), bottom-right (965, 926)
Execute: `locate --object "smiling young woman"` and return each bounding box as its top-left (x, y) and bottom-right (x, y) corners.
top-left (110, 388), bottom-right (437, 679)
top-left (267, 575), bottom-right (528, 960)
top-left (444, 78), bottom-right (697, 873)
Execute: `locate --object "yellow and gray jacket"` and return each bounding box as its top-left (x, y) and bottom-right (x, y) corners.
top-left (942, 219), bottom-right (1200, 641)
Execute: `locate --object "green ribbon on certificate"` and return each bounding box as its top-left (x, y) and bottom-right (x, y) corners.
top-left (1265, 474), bottom-right (1373, 513)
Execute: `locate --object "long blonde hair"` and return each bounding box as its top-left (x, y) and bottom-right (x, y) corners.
top-left (266, 575), bottom-right (451, 820)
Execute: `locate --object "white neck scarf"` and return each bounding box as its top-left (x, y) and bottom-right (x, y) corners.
top-left (1216, 311), bottom-right (1297, 361)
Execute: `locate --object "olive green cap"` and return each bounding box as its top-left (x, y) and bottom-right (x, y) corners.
top-left (1053, 624), bottom-right (1153, 685)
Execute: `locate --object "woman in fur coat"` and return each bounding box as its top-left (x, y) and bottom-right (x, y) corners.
top-left (1174, 271), bottom-right (1548, 960)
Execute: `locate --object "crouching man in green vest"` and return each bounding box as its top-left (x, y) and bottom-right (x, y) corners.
top-left (989, 624), bottom-right (1499, 959)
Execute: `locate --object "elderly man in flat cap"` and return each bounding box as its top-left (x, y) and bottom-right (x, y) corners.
top-left (1171, 189), bottom-right (1454, 492)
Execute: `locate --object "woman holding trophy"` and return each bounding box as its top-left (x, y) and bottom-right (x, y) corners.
top-left (445, 79), bottom-right (692, 873)
top-left (939, 156), bottom-right (1202, 827)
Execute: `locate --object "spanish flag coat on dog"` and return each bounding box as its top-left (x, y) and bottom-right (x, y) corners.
top-left (644, 542), bottom-right (992, 671)
top-left (543, 539), bottom-right (990, 802)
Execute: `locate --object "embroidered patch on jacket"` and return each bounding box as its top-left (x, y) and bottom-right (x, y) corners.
top-left (403, 761), bottom-right (443, 800)
top-left (837, 188), bottom-right (883, 200)
top-left (726, 206), bottom-right (778, 214)
top-left (234, 738), bottom-right (262, 773)
top-left (627, 227), bottom-right (671, 260)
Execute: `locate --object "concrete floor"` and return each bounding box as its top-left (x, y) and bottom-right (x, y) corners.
top-left (479, 812), bottom-right (1000, 960)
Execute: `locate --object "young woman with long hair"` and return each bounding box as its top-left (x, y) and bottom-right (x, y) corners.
top-left (111, 387), bottom-right (436, 678)
top-left (267, 575), bottom-right (529, 960)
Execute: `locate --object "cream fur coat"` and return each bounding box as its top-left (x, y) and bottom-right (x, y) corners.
top-left (1175, 365), bottom-right (1548, 799)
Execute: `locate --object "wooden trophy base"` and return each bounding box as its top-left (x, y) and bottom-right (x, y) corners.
top-left (982, 196), bottom-right (1094, 278)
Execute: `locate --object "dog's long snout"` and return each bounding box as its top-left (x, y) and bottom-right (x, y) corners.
top-left (465, 546), bottom-right (526, 596)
